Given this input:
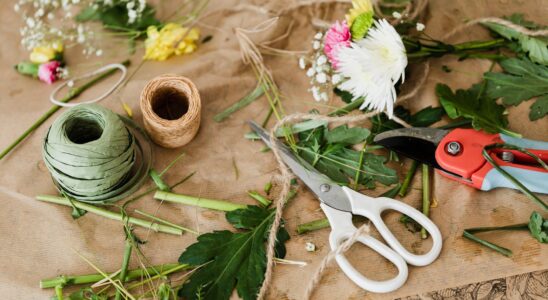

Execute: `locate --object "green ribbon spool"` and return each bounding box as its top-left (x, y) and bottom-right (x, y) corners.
top-left (43, 104), bottom-right (151, 203)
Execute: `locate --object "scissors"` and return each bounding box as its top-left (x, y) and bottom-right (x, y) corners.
top-left (249, 121), bottom-right (443, 293)
top-left (374, 128), bottom-right (548, 194)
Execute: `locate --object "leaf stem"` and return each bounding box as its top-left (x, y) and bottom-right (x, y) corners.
top-left (213, 84), bottom-right (265, 122)
top-left (297, 218), bottom-right (330, 234)
top-left (154, 191), bottom-right (247, 211)
top-left (0, 60), bottom-right (130, 161)
top-left (399, 160), bottom-right (418, 197)
top-left (327, 98), bottom-right (365, 116)
top-left (134, 209), bottom-right (198, 235)
top-left (462, 224), bottom-right (529, 257)
top-left (40, 263), bottom-right (183, 289)
top-left (247, 190), bottom-right (272, 207)
top-left (114, 240), bottom-right (133, 300)
top-left (421, 164), bottom-right (431, 239)
top-left (36, 195), bottom-right (183, 235)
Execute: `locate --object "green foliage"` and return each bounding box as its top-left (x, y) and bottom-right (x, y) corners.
top-left (436, 83), bottom-right (509, 134)
top-left (528, 211), bottom-right (548, 243)
top-left (296, 124), bottom-right (398, 188)
top-left (484, 57), bottom-right (548, 120)
top-left (482, 14), bottom-right (548, 65)
top-left (76, 2), bottom-right (160, 33)
top-left (51, 288), bottom-right (107, 300)
top-left (178, 206), bottom-right (289, 300)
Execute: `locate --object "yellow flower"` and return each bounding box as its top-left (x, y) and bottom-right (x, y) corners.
top-left (346, 0), bottom-right (373, 26)
top-left (30, 41), bottom-right (64, 64)
top-left (144, 23), bottom-right (200, 61)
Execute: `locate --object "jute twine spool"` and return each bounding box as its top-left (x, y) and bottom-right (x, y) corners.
top-left (140, 74), bottom-right (201, 148)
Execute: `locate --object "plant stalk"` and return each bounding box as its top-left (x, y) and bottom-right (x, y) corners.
top-left (421, 164), bottom-right (431, 239)
top-left (213, 84), bottom-right (264, 122)
top-left (247, 190), bottom-right (272, 207)
top-left (399, 160), bottom-right (418, 197)
top-left (36, 195), bottom-right (183, 235)
top-left (114, 240), bottom-right (133, 300)
top-left (134, 209), bottom-right (198, 235)
top-left (154, 191), bottom-right (247, 211)
top-left (0, 60), bottom-right (130, 161)
top-left (40, 263), bottom-right (183, 288)
top-left (297, 218), bottom-right (330, 234)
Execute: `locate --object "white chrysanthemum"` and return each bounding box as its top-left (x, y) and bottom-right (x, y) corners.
top-left (336, 19), bottom-right (407, 117)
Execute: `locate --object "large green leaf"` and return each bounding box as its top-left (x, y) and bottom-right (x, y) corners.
top-left (178, 206), bottom-right (288, 300)
top-left (482, 14), bottom-right (548, 65)
top-left (436, 83), bottom-right (509, 134)
top-left (484, 57), bottom-right (548, 120)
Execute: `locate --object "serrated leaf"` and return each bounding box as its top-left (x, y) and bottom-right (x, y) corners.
top-left (436, 83), bottom-right (509, 134)
top-left (484, 57), bottom-right (548, 120)
top-left (178, 206), bottom-right (288, 300)
top-left (530, 95), bottom-right (548, 120)
top-left (482, 15), bottom-right (548, 65)
top-left (528, 211), bottom-right (548, 243)
top-left (325, 125), bottom-right (370, 145)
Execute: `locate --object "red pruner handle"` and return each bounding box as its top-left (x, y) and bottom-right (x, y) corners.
top-left (435, 129), bottom-right (548, 194)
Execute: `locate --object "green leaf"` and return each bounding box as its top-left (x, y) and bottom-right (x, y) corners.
top-left (325, 125), bottom-right (370, 145)
top-left (482, 15), bottom-right (548, 64)
top-left (530, 95), bottom-right (548, 120)
top-left (51, 288), bottom-right (107, 300)
top-left (178, 206), bottom-right (288, 300)
top-left (334, 88), bottom-right (355, 104)
top-left (436, 83), bottom-right (509, 134)
top-left (75, 6), bottom-right (101, 22)
top-left (528, 211), bottom-right (548, 243)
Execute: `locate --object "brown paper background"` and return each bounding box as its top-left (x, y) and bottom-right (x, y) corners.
top-left (0, 0), bottom-right (547, 299)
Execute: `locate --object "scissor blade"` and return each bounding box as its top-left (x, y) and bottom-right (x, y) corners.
top-left (248, 121), bottom-right (352, 212)
top-left (373, 128), bottom-right (450, 169)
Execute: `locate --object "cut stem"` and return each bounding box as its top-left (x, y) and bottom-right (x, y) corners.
top-left (328, 98), bottom-right (365, 116)
top-left (213, 84), bottom-right (265, 122)
top-left (247, 190), bottom-right (272, 207)
top-left (421, 164), bottom-right (431, 239)
top-left (0, 60), bottom-right (130, 160)
top-left (297, 218), bottom-right (330, 234)
top-left (399, 160), bottom-right (418, 197)
top-left (40, 263), bottom-right (183, 289)
top-left (154, 191), bottom-right (247, 211)
top-left (36, 195), bottom-right (183, 235)
top-left (134, 209), bottom-right (198, 235)
top-left (463, 224), bottom-right (528, 257)
top-left (114, 240), bottom-right (133, 300)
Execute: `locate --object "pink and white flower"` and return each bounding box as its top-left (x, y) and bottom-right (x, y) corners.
top-left (38, 61), bottom-right (61, 84)
top-left (323, 21), bottom-right (351, 69)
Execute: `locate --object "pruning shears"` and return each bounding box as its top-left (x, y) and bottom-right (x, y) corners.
top-left (249, 121), bottom-right (442, 293)
top-left (374, 128), bottom-right (548, 194)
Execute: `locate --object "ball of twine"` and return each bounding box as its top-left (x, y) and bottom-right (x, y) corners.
top-left (140, 74), bottom-right (201, 148)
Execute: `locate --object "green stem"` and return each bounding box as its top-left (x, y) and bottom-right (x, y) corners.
top-left (462, 224), bottom-right (528, 257)
top-left (54, 285), bottom-right (64, 300)
top-left (154, 191), bottom-right (247, 211)
top-left (398, 160), bottom-right (418, 197)
top-left (482, 144), bottom-right (547, 210)
top-left (214, 84), bottom-right (265, 122)
top-left (36, 195), bottom-right (183, 235)
top-left (421, 164), bottom-right (431, 239)
top-left (247, 190), bottom-right (272, 207)
top-left (353, 143), bottom-right (367, 189)
top-left (134, 209), bottom-right (198, 235)
top-left (328, 98), bottom-right (365, 116)
top-left (149, 169), bottom-right (170, 192)
top-left (264, 182), bottom-right (273, 195)
top-left (125, 264), bottom-right (190, 290)
top-left (297, 218), bottom-right (330, 234)
top-left (114, 240), bottom-right (133, 300)
top-left (40, 263), bottom-right (183, 288)
top-left (0, 60), bottom-right (130, 161)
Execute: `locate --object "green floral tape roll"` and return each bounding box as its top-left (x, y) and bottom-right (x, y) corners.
top-left (42, 104), bottom-right (141, 203)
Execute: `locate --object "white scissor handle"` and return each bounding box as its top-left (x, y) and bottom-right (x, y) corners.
top-left (321, 203), bottom-right (408, 293)
top-left (342, 187), bottom-right (443, 267)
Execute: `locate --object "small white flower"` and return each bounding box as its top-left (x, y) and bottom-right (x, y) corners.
top-left (305, 242), bottom-right (316, 252)
top-left (298, 56), bottom-right (306, 70)
top-left (47, 12), bottom-right (54, 20)
top-left (392, 11), bottom-right (402, 19)
top-left (35, 8), bottom-right (45, 17)
top-left (306, 67), bottom-right (315, 77)
top-left (316, 55), bottom-right (327, 66)
top-left (14, 4), bottom-right (20, 12)
top-left (311, 86), bottom-right (321, 101)
top-left (312, 40), bottom-right (320, 50)
top-left (315, 72), bottom-right (327, 84)
top-left (95, 49), bottom-right (103, 56)
top-left (26, 18), bottom-right (36, 28)
top-left (126, 1), bottom-right (135, 9)
top-left (67, 80), bottom-right (74, 87)
top-left (128, 9), bottom-right (137, 23)
top-left (77, 34), bottom-right (85, 43)
top-left (314, 32), bottom-right (323, 40)
top-left (332, 73), bottom-right (342, 85)
top-left (72, 0), bottom-right (80, 4)
top-left (416, 23), bottom-right (425, 31)
top-left (320, 92), bottom-right (328, 101)
top-left (337, 19), bottom-right (407, 117)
